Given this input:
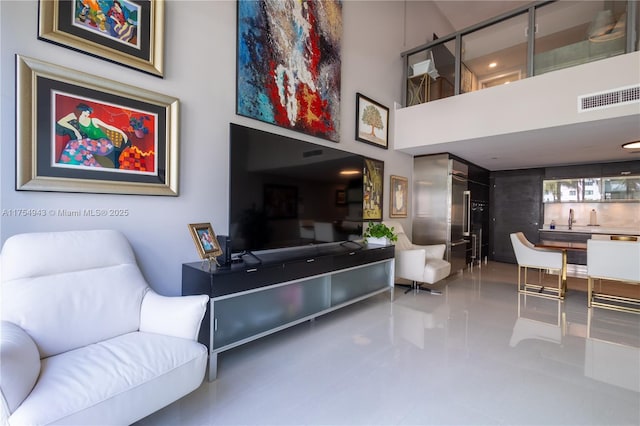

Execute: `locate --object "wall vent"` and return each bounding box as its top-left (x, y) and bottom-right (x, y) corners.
top-left (578, 85), bottom-right (640, 112)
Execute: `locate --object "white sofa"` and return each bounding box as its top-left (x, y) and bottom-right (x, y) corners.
top-left (383, 221), bottom-right (451, 291)
top-left (0, 230), bottom-right (210, 425)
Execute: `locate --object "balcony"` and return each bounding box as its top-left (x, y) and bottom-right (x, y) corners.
top-left (402, 0), bottom-right (638, 107)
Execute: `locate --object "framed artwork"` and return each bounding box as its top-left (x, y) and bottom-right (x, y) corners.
top-left (264, 185), bottom-right (298, 219)
top-left (16, 55), bottom-right (179, 196)
top-left (188, 223), bottom-right (223, 260)
top-left (390, 175), bottom-right (408, 218)
top-left (356, 93), bottom-right (389, 149)
top-left (363, 157), bottom-right (384, 221)
top-left (236, 0), bottom-right (342, 142)
top-left (38, 0), bottom-right (164, 77)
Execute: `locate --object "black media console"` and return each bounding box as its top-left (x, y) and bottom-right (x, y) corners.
top-left (182, 243), bottom-right (395, 380)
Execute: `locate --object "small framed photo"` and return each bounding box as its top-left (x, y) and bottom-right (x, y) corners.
top-left (38, 0), bottom-right (165, 77)
top-left (390, 175), bottom-right (408, 218)
top-left (356, 93), bottom-right (389, 149)
top-left (188, 223), bottom-right (223, 260)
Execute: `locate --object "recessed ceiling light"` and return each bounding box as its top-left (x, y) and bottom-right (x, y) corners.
top-left (489, 62), bottom-right (497, 68)
top-left (622, 141), bottom-right (640, 149)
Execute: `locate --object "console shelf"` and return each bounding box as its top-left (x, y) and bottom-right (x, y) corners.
top-left (182, 243), bottom-right (395, 380)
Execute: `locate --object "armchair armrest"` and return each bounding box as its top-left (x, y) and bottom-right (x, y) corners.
top-left (139, 290), bottom-right (209, 341)
top-left (395, 248), bottom-right (427, 283)
top-left (411, 243), bottom-right (446, 259)
top-left (1, 321), bottom-right (41, 419)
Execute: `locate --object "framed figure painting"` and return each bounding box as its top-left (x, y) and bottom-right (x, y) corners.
top-left (38, 0), bottom-right (164, 77)
top-left (363, 157), bottom-right (384, 221)
top-left (390, 175), bottom-right (408, 218)
top-left (15, 55), bottom-right (178, 196)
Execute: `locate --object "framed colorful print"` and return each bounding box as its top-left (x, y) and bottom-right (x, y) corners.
top-left (38, 0), bottom-right (164, 77)
top-left (188, 223), bottom-right (223, 260)
top-left (356, 93), bottom-right (389, 149)
top-left (390, 175), bottom-right (408, 218)
top-left (16, 55), bottom-right (179, 196)
top-left (236, 0), bottom-right (342, 142)
top-left (363, 157), bottom-right (384, 221)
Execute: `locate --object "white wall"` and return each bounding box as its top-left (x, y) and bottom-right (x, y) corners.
top-left (1, 0), bottom-right (435, 295)
top-left (395, 51), bottom-right (640, 150)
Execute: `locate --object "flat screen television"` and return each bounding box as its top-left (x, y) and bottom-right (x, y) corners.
top-left (229, 123), bottom-right (364, 255)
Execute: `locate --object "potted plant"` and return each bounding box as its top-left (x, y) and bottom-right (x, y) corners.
top-left (363, 222), bottom-right (398, 245)
top-left (129, 115), bottom-right (150, 138)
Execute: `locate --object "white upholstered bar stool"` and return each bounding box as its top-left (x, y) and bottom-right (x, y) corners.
top-left (587, 239), bottom-right (640, 313)
top-left (510, 232), bottom-right (566, 299)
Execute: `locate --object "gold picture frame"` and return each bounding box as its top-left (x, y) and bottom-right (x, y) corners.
top-left (389, 175), bottom-right (408, 218)
top-left (16, 55), bottom-right (179, 196)
top-left (38, 0), bottom-right (165, 77)
top-left (188, 223), bottom-right (223, 260)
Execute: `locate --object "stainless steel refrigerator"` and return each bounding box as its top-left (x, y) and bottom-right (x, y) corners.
top-left (412, 154), bottom-right (470, 273)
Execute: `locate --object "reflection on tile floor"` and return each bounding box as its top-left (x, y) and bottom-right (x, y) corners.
top-left (135, 262), bottom-right (639, 425)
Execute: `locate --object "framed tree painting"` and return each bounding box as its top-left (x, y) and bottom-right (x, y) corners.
top-left (390, 175), bottom-right (408, 218)
top-left (38, 0), bottom-right (164, 77)
top-left (356, 93), bottom-right (389, 149)
top-left (236, 0), bottom-right (342, 142)
top-left (16, 55), bottom-right (179, 196)
top-left (363, 157), bottom-right (384, 221)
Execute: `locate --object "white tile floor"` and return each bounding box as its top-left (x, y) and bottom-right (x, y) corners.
top-left (135, 262), bottom-right (640, 425)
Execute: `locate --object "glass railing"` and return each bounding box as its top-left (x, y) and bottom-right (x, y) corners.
top-left (402, 0), bottom-right (637, 107)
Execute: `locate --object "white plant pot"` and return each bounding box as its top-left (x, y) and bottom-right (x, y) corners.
top-left (366, 236), bottom-right (388, 246)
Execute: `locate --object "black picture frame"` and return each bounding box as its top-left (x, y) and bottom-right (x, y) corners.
top-left (356, 93), bottom-right (389, 149)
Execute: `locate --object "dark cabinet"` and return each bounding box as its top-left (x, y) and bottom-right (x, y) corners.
top-left (601, 161), bottom-right (640, 176)
top-left (545, 164), bottom-right (602, 179)
top-left (490, 168), bottom-right (544, 263)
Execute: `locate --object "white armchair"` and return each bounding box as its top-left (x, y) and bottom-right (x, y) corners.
top-left (383, 221), bottom-right (451, 294)
top-left (0, 230), bottom-right (209, 425)
top-left (587, 239), bottom-right (640, 313)
top-left (510, 232), bottom-right (566, 299)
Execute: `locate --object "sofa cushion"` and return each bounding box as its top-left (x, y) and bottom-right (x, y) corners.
top-left (0, 230), bottom-right (137, 282)
top-left (2, 264), bottom-right (148, 358)
top-left (0, 321), bottom-right (41, 415)
top-left (9, 331), bottom-right (207, 426)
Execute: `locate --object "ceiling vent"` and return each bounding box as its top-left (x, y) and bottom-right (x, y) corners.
top-left (578, 85), bottom-right (640, 112)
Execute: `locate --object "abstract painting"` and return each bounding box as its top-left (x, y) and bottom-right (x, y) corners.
top-left (237, 0), bottom-right (342, 142)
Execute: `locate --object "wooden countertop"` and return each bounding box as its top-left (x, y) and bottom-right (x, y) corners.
top-left (536, 240), bottom-right (587, 251)
top-left (539, 227), bottom-right (640, 236)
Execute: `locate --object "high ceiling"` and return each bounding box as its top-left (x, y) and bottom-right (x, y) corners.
top-left (414, 1), bottom-right (640, 171)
